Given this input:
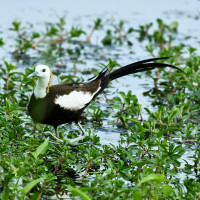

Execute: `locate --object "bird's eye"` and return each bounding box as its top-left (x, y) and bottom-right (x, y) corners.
top-left (42, 69), bottom-right (46, 72)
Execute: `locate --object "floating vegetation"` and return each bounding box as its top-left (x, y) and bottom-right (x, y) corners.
top-left (0, 14), bottom-right (200, 199)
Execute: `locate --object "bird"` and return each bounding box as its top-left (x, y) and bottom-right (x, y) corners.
top-left (28, 57), bottom-right (183, 144)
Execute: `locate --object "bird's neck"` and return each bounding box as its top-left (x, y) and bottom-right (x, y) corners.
top-left (34, 78), bottom-right (49, 99)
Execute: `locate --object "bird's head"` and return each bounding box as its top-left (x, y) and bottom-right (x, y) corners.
top-left (29, 65), bottom-right (53, 98)
top-left (29, 65), bottom-right (51, 79)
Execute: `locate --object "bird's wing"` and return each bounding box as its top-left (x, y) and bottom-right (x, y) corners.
top-left (50, 79), bottom-right (101, 111)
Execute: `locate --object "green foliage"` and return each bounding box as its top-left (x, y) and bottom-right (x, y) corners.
top-left (56, 17), bottom-right (66, 31)
top-left (102, 20), bottom-right (134, 46)
top-left (70, 27), bottom-right (86, 38)
top-left (68, 185), bottom-right (92, 200)
top-left (10, 21), bottom-right (21, 31)
top-left (0, 38), bottom-right (4, 46)
top-left (112, 90), bottom-right (141, 125)
top-left (0, 15), bottom-right (200, 200)
top-left (102, 29), bottom-right (113, 45)
top-left (94, 18), bottom-right (102, 29)
top-left (31, 137), bottom-right (49, 159)
top-left (22, 178), bottom-right (44, 196)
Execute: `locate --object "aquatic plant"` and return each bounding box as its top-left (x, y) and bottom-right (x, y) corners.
top-left (0, 16), bottom-right (200, 199)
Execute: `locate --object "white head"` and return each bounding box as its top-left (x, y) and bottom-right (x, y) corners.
top-left (33, 65), bottom-right (51, 78)
top-left (29, 65), bottom-right (53, 99)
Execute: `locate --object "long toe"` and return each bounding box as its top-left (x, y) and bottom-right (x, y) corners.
top-left (47, 131), bottom-right (63, 143)
top-left (47, 131), bottom-right (87, 145)
top-left (68, 135), bottom-right (87, 145)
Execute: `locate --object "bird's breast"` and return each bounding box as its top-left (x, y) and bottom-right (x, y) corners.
top-left (28, 95), bottom-right (47, 123)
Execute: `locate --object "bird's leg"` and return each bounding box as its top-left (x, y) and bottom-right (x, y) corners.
top-left (67, 122), bottom-right (87, 145)
top-left (54, 125), bottom-right (60, 137)
top-left (77, 122), bottom-right (86, 136)
top-left (48, 131), bottom-right (63, 143)
top-left (47, 125), bottom-right (63, 143)
top-left (48, 123), bottom-right (87, 145)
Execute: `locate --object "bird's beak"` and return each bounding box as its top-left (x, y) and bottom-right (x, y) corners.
top-left (28, 71), bottom-right (39, 77)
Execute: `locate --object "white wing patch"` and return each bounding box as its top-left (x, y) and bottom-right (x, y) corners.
top-left (54, 90), bottom-right (94, 110)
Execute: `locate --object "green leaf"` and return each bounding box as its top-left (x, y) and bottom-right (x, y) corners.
top-left (121, 149), bottom-right (136, 163)
top-left (130, 119), bottom-right (145, 132)
top-left (11, 21), bottom-right (21, 31)
top-left (48, 25), bottom-right (58, 36)
top-left (79, 187), bottom-right (104, 192)
top-left (156, 127), bottom-right (179, 137)
top-left (127, 27), bottom-right (134, 34)
top-left (22, 177), bottom-right (44, 195)
top-left (127, 40), bottom-right (133, 46)
top-left (110, 188), bottom-right (133, 200)
top-left (137, 174), bottom-right (165, 186)
top-left (32, 32), bottom-right (40, 39)
top-left (31, 137), bottom-right (49, 159)
top-left (0, 38), bottom-right (4, 46)
top-left (107, 160), bottom-right (116, 170)
top-left (4, 61), bottom-right (16, 71)
top-left (94, 18), bottom-right (102, 29)
top-left (169, 144), bottom-right (174, 152)
top-left (144, 107), bottom-right (151, 116)
top-left (30, 192), bottom-right (41, 200)
top-left (169, 21), bottom-right (178, 32)
top-left (162, 184), bottom-right (173, 197)
top-left (68, 185), bottom-right (92, 200)
top-left (135, 160), bottom-right (151, 168)
top-left (2, 186), bottom-right (9, 200)
top-left (182, 115), bottom-right (190, 122)
top-left (23, 41), bottom-right (32, 50)
top-left (70, 27), bottom-right (86, 37)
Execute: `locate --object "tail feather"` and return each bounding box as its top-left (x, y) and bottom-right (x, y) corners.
top-left (122, 56), bottom-right (171, 67)
top-left (93, 57), bottom-right (183, 98)
top-left (108, 58), bottom-right (183, 81)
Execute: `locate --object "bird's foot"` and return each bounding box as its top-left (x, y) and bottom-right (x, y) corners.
top-left (47, 131), bottom-right (63, 143)
top-left (66, 122), bottom-right (87, 145)
top-left (47, 131), bottom-right (87, 145)
top-left (67, 134), bottom-right (87, 145)
top-left (48, 122), bottom-right (87, 145)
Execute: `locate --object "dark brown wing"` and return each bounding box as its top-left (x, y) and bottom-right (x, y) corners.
top-left (49, 78), bottom-right (101, 97)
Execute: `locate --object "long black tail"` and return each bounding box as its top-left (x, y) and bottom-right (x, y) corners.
top-left (108, 57), bottom-right (183, 81)
top-left (95, 57), bottom-right (183, 97)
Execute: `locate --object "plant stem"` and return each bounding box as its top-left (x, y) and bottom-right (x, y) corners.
top-left (82, 160), bottom-right (92, 180)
